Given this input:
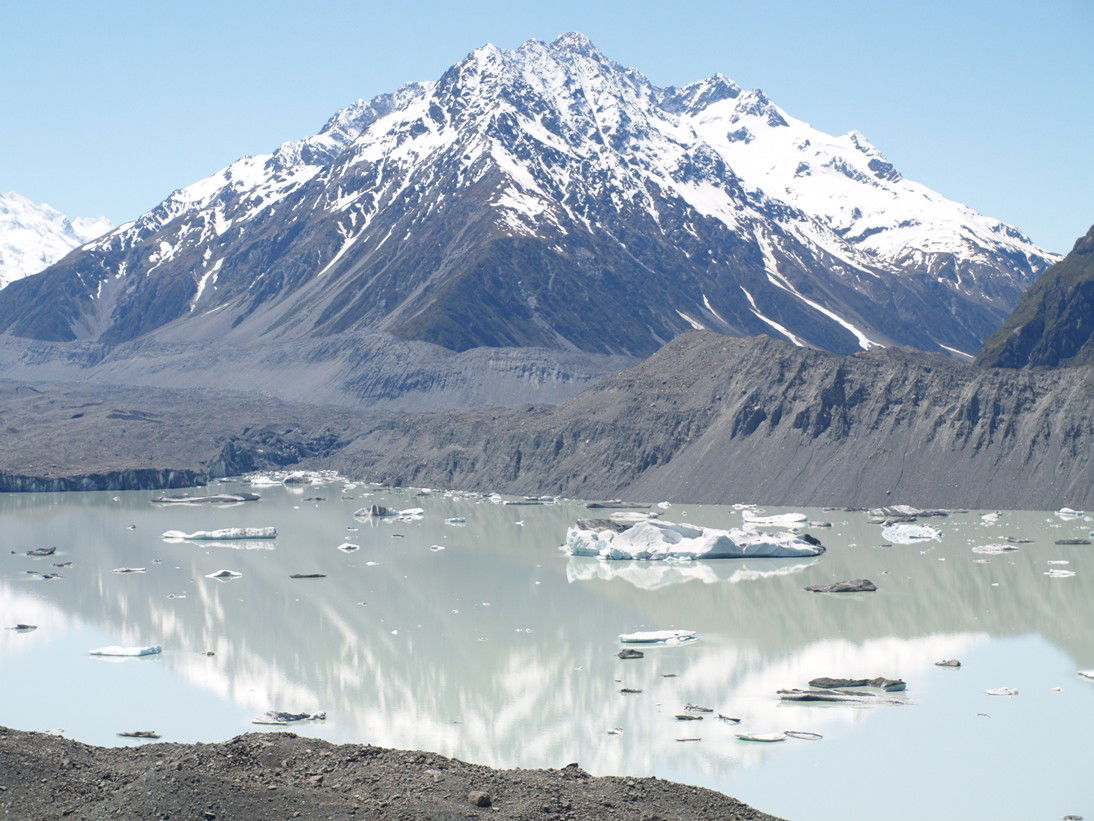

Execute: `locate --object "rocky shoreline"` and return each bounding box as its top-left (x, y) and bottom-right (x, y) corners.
top-left (0, 727), bottom-right (777, 820)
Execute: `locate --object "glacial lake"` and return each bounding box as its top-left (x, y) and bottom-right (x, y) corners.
top-left (1, 479), bottom-right (1092, 820)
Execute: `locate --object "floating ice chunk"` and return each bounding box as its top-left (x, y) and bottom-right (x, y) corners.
top-left (742, 510), bottom-right (807, 528)
top-left (444, 517), bottom-right (467, 525)
top-left (980, 512), bottom-right (1001, 523)
top-left (205, 569), bottom-right (242, 581)
top-left (252, 710), bottom-right (326, 725)
top-left (609, 511), bottom-right (659, 523)
top-left (880, 523), bottom-right (941, 543)
top-left (870, 505), bottom-right (948, 518)
top-left (657, 501), bottom-right (672, 509)
top-left (737, 733), bottom-right (785, 742)
top-left (398, 507), bottom-right (424, 519)
top-left (337, 542), bottom-right (360, 552)
top-left (563, 519), bottom-right (824, 561)
top-left (1044, 569), bottom-right (1077, 578)
top-left (1056, 507), bottom-right (1084, 520)
top-left (986, 687), bottom-right (1018, 696)
top-left (784, 730), bottom-right (823, 740)
top-left (112, 567), bottom-right (146, 574)
top-left (1078, 670), bottom-right (1094, 681)
top-left (429, 544), bottom-right (446, 552)
top-left (163, 527), bottom-right (276, 541)
top-left (619, 630), bottom-right (698, 645)
top-left (152, 493), bottom-right (260, 505)
top-left (972, 544), bottom-right (1018, 554)
top-left (89, 645), bottom-right (161, 657)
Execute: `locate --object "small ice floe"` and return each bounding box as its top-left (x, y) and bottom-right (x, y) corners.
top-left (1055, 538), bottom-right (1092, 545)
top-left (674, 714), bottom-right (703, 721)
top-left (25, 546), bottom-right (56, 557)
top-left (784, 730), bottom-right (823, 741)
top-left (607, 727), bottom-right (624, 736)
top-left (252, 710), bottom-right (326, 725)
top-left (152, 492), bottom-right (260, 505)
top-left (620, 688), bottom-right (642, 695)
top-left (162, 527), bottom-right (276, 541)
top-left (980, 512), bottom-right (1001, 524)
top-left (336, 542), bottom-right (360, 552)
top-left (804, 579), bottom-right (877, 593)
top-left (112, 567), bottom-right (146, 574)
top-left (1077, 670), bottom-right (1094, 681)
top-left (89, 645), bottom-right (161, 657)
top-left (684, 703), bottom-right (713, 713)
top-left (985, 688), bottom-right (1018, 696)
top-left (870, 505), bottom-right (948, 519)
top-left (1048, 560), bottom-right (1071, 565)
top-left (204, 569), bottom-right (242, 581)
top-left (6, 624), bottom-right (37, 632)
top-left (397, 507), bottom-right (424, 521)
top-left (742, 510), bottom-right (807, 528)
top-left (609, 511), bottom-right (659, 523)
top-left (563, 519), bottom-right (824, 561)
top-left (618, 648), bottom-right (644, 660)
top-left (657, 501), bottom-right (672, 509)
top-left (25, 571), bottom-right (61, 580)
top-left (675, 737), bottom-right (701, 742)
top-left (880, 523), bottom-right (942, 544)
top-left (808, 677), bottom-right (906, 692)
top-left (736, 733), bottom-right (785, 743)
top-left (619, 629), bottom-right (698, 645)
top-left (118, 730), bottom-right (160, 739)
top-left (289, 573), bottom-right (326, 579)
top-left (972, 544), bottom-right (1018, 555)
top-left (935, 659), bottom-right (962, 668)
top-left (445, 517), bottom-right (467, 525)
top-left (1056, 507), bottom-right (1085, 520)
top-left (778, 688), bottom-right (904, 704)
top-left (1044, 569), bottom-right (1077, 578)
top-left (429, 544), bottom-right (446, 552)
top-left (717, 714), bottom-right (741, 724)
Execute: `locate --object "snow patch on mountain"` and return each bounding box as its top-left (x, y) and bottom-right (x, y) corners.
top-left (0, 193), bottom-right (112, 288)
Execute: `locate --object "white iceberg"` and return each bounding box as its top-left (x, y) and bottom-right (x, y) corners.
top-left (986, 687), bottom-right (1018, 696)
top-left (881, 523), bottom-right (942, 544)
top-left (562, 519), bottom-right (824, 561)
top-left (609, 511), bottom-right (659, 523)
top-left (89, 645), bottom-right (161, 657)
top-left (205, 569), bottom-right (243, 581)
top-left (162, 527), bottom-right (276, 541)
top-left (742, 510), bottom-right (807, 528)
top-left (619, 629), bottom-right (698, 645)
top-left (337, 542), bottom-right (360, 552)
top-left (1056, 507), bottom-right (1084, 520)
top-left (972, 544), bottom-right (1018, 554)
top-left (444, 517), bottom-right (467, 525)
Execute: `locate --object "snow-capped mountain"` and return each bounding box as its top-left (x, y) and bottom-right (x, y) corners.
top-left (0, 192), bottom-right (111, 289)
top-left (0, 33), bottom-right (1056, 357)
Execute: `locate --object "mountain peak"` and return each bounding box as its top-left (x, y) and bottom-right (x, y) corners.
top-left (551, 31), bottom-right (597, 54)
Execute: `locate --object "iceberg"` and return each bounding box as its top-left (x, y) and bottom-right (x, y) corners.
top-left (880, 523), bottom-right (942, 543)
top-left (162, 527), bottom-right (276, 541)
top-left (252, 710), bottom-right (326, 725)
top-left (562, 519), bottom-right (824, 561)
top-left (619, 629), bottom-right (698, 645)
top-left (1056, 507), bottom-right (1084, 520)
top-left (205, 569), bottom-right (243, 581)
top-left (152, 493), bottom-right (260, 505)
top-left (89, 645), bottom-right (161, 657)
top-left (972, 543), bottom-right (1018, 554)
top-left (742, 510), bottom-right (807, 528)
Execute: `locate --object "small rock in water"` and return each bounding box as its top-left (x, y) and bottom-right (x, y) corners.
top-left (25, 547), bottom-right (56, 557)
top-left (1055, 538), bottom-right (1091, 545)
top-left (808, 676), bottom-right (905, 692)
top-left (935, 659), bottom-right (962, 668)
top-left (617, 648), bottom-right (644, 660)
top-left (606, 727), bottom-right (623, 735)
top-left (804, 579), bottom-right (877, 593)
top-left (467, 791), bottom-right (492, 808)
top-left (675, 714), bottom-right (703, 721)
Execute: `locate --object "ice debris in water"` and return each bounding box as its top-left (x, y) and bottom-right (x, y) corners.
top-left (985, 687), bottom-right (1019, 696)
top-left (1056, 507), bottom-right (1084, 520)
top-left (609, 510), bottom-right (659, 523)
top-left (737, 733), bottom-right (786, 743)
top-left (112, 567), bottom-right (146, 574)
top-left (152, 492), bottom-right (260, 505)
top-left (980, 512), bottom-right (1001, 523)
top-left (445, 517), bottom-right (467, 525)
top-left (563, 519), bottom-right (824, 561)
top-left (252, 710), bottom-right (326, 725)
top-left (619, 630), bottom-right (698, 645)
top-left (880, 523), bottom-right (942, 543)
top-left (337, 542), bottom-right (360, 552)
top-left (1078, 671), bottom-right (1094, 681)
top-left (163, 527), bottom-right (276, 541)
top-left (205, 569), bottom-right (243, 581)
top-left (972, 544), bottom-right (1018, 554)
top-left (741, 510), bottom-right (808, 528)
top-left (89, 645), bottom-right (161, 657)
top-left (1044, 569), bottom-right (1077, 578)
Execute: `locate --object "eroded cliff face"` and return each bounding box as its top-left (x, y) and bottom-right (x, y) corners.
top-left (1, 332), bottom-right (1089, 508)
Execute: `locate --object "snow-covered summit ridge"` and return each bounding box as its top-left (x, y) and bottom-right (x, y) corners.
top-left (0, 192), bottom-right (112, 289)
top-left (2, 33), bottom-right (1056, 358)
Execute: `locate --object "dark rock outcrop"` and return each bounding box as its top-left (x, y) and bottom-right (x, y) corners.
top-left (977, 224), bottom-right (1094, 369)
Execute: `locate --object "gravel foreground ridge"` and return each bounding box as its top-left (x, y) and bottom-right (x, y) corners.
top-left (0, 727), bottom-right (780, 820)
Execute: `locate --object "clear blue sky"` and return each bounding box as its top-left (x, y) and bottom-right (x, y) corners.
top-left (1, 0), bottom-right (1090, 252)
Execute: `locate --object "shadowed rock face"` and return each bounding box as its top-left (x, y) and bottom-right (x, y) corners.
top-left (1, 333), bottom-right (1089, 508)
top-left (977, 224), bottom-right (1094, 369)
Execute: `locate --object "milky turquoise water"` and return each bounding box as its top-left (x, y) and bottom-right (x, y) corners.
top-left (1, 481), bottom-right (1092, 820)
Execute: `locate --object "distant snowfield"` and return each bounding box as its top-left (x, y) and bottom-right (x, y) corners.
top-left (0, 192), bottom-right (111, 289)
